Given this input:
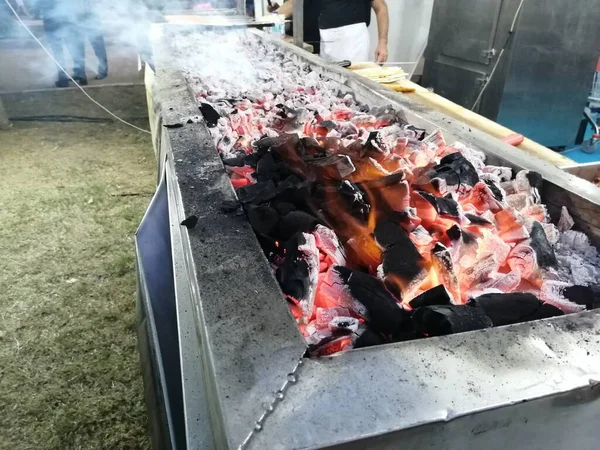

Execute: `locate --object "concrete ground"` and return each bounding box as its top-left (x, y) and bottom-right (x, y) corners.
top-left (0, 87), bottom-right (154, 449)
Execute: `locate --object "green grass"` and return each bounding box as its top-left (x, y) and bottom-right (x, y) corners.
top-left (0, 121), bottom-right (154, 449)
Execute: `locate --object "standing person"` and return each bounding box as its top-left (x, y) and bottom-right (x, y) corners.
top-left (78, 2), bottom-right (108, 79)
top-left (319, 0), bottom-right (388, 63)
top-left (34, 0), bottom-right (87, 87)
top-left (268, 0), bottom-right (321, 54)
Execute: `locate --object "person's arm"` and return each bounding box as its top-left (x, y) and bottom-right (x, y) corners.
top-left (372, 0), bottom-right (389, 63)
top-left (274, 0), bottom-right (293, 18)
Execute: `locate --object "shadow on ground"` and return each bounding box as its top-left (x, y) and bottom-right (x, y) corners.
top-left (0, 89), bottom-right (154, 448)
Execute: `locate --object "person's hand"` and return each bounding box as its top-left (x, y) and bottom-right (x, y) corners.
top-left (375, 41), bottom-right (388, 64)
top-left (267, 2), bottom-right (280, 13)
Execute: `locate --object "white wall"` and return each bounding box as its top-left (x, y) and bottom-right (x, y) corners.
top-left (368, 0), bottom-right (434, 70)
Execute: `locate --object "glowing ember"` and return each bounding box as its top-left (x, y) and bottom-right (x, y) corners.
top-left (178, 31), bottom-right (600, 355)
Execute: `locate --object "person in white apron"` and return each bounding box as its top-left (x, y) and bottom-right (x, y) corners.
top-left (319, 0), bottom-right (388, 63)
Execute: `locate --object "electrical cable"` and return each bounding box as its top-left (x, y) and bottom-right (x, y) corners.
top-left (3, 0), bottom-right (151, 134)
top-left (471, 0), bottom-right (526, 111)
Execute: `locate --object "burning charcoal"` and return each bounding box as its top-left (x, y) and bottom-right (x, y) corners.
top-left (362, 174), bottom-right (410, 214)
top-left (315, 268), bottom-right (368, 315)
top-left (409, 285), bottom-right (452, 309)
top-left (310, 335), bottom-right (353, 357)
top-left (246, 205), bottom-right (280, 235)
top-left (469, 292), bottom-right (561, 326)
top-left (334, 266), bottom-right (411, 337)
top-left (351, 157), bottom-right (391, 182)
top-left (314, 225), bottom-right (346, 266)
top-left (374, 221), bottom-right (427, 295)
top-left (412, 305), bottom-right (493, 336)
top-left (563, 285), bottom-right (600, 310)
top-left (431, 243), bottom-right (461, 303)
top-left (365, 131), bottom-right (389, 160)
top-left (478, 230), bottom-right (511, 266)
top-left (411, 225), bottom-right (433, 247)
top-left (465, 213), bottom-right (494, 227)
top-left (462, 253), bottom-right (499, 288)
top-left (329, 316), bottom-right (360, 333)
top-left (539, 280), bottom-right (585, 314)
top-left (426, 152), bottom-right (480, 193)
top-left (324, 180), bottom-right (370, 222)
top-left (465, 182), bottom-right (505, 213)
top-left (354, 327), bottom-right (387, 348)
top-left (416, 191), bottom-right (461, 219)
top-left (308, 155), bottom-right (356, 179)
top-left (558, 206), bottom-right (575, 232)
top-left (276, 232), bottom-right (319, 319)
top-left (405, 125), bottom-right (427, 140)
top-left (278, 211), bottom-right (319, 240)
top-left (236, 180), bottom-right (277, 204)
top-left (482, 165), bottom-right (512, 182)
top-left (390, 208), bottom-right (421, 233)
top-left (507, 242), bottom-right (537, 280)
top-left (514, 170), bottom-right (542, 203)
top-left (530, 221), bottom-right (557, 268)
top-left (198, 102), bottom-right (221, 127)
top-left (505, 193), bottom-right (531, 211)
top-left (469, 271), bottom-right (521, 297)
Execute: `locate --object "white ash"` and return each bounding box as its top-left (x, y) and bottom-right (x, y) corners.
top-left (554, 230), bottom-right (600, 286)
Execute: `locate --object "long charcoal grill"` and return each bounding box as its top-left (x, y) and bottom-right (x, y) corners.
top-left (142, 25), bottom-right (600, 450)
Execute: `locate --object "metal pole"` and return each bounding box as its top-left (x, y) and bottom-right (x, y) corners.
top-left (254, 0), bottom-right (264, 20)
top-left (0, 97), bottom-right (9, 128)
top-left (237, 0), bottom-right (246, 15)
top-left (293, 0), bottom-right (304, 48)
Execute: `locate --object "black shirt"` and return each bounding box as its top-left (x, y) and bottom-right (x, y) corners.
top-left (319, 0), bottom-right (372, 30)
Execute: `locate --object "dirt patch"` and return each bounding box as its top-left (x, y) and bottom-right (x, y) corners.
top-left (0, 120), bottom-right (154, 449)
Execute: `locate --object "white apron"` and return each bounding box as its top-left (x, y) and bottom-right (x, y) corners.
top-left (319, 22), bottom-right (370, 63)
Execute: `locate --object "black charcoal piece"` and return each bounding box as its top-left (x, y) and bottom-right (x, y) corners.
top-left (470, 292), bottom-right (549, 326)
top-left (529, 303), bottom-right (564, 320)
top-left (236, 180), bottom-right (277, 204)
top-left (430, 152), bottom-right (480, 189)
top-left (276, 233), bottom-right (312, 301)
top-left (354, 328), bottom-right (387, 349)
top-left (180, 215), bottom-right (198, 229)
top-left (246, 205), bottom-right (280, 235)
top-left (220, 200), bottom-right (241, 213)
top-left (319, 120), bottom-right (337, 130)
top-left (563, 285), bottom-right (600, 310)
top-left (446, 225), bottom-right (476, 245)
top-left (412, 305), bottom-right (493, 336)
top-left (525, 171), bottom-right (543, 192)
top-left (222, 153), bottom-right (246, 167)
top-left (409, 285), bottom-right (452, 309)
top-left (163, 122), bottom-right (183, 128)
top-left (335, 266), bottom-right (410, 337)
top-left (256, 153), bottom-right (277, 181)
top-left (277, 211), bottom-right (319, 240)
top-left (417, 191), bottom-right (460, 218)
top-left (272, 201), bottom-right (296, 216)
top-left (405, 125), bottom-right (426, 140)
top-left (484, 179), bottom-right (504, 201)
top-left (465, 213), bottom-right (493, 227)
top-left (375, 221), bottom-right (425, 283)
top-left (530, 221), bottom-right (557, 268)
top-left (198, 103), bottom-right (221, 127)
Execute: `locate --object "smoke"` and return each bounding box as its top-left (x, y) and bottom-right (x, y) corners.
top-left (0, 0), bottom-right (256, 91)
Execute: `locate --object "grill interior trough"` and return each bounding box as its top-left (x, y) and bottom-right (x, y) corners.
top-left (149, 25), bottom-right (600, 450)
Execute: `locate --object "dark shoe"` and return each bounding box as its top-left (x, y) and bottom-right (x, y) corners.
top-left (71, 75), bottom-right (88, 86)
top-left (55, 79), bottom-right (69, 88)
top-left (95, 71), bottom-right (108, 80)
